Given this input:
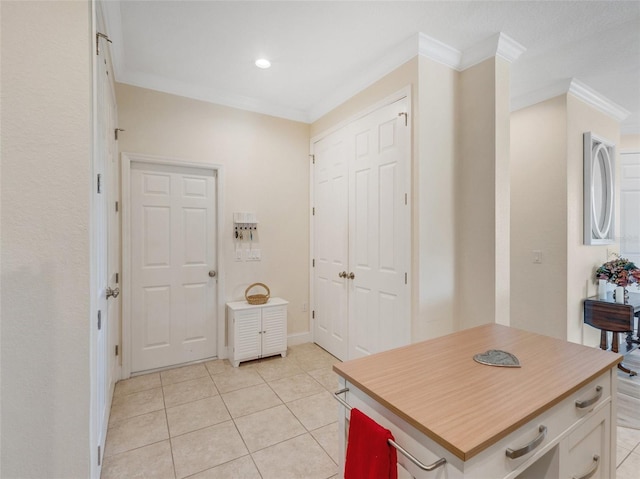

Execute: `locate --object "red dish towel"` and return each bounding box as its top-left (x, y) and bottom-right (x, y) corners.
top-left (344, 408), bottom-right (398, 479)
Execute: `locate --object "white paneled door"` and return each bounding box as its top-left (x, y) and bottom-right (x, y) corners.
top-left (313, 96), bottom-right (410, 361)
top-left (621, 151), bottom-right (640, 268)
top-left (348, 99), bottom-right (410, 359)
top-left (130, 162), bottom-right (218, 372)
top-left (313, 130), bottom-right (349, 360)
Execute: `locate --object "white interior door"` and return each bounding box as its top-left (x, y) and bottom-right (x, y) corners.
top-left (93, 5), bottom-right (113, 469)
top-left (348, 98), bottom-right (410, 359)
top-left (621, 151), bottom-right (640, 291)
top-left (130, 161), bottom-right (218, 372)
top-left (313, 129), bottom-right (349, 360)
top-left (105, 37), bottom-right (121, 402)
top-left (312, 95), bottom-right (410, 361)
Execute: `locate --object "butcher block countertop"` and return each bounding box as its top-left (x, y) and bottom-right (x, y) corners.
top-left (333, 324), bottom-right (621, 461)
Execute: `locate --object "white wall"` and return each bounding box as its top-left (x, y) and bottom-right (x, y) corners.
top-left (1, 1), bottom-right (93, 477)
top-left (115, 84), bottom-right (311, 340)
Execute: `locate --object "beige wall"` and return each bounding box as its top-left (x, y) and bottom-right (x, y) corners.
top-left (510, 96), bottom-right (568, 339)
top-left (566, 94), bottom-right (620, 345)
top-left (456, 57), bottom-right (512, 330)
top-left (115, 85), bottom-right (311, 339)
top-left (1, 1), bottom-right (92, 477)
top-left (414, 56), bottom-right (458, 339)
top-left (621, 134), bottom-right (640, 150)
top-left (510, 93), bottom-right (621, 345)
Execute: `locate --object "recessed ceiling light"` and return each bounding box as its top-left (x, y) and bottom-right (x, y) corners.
top-left (255, 58), bottom-right (271, 69)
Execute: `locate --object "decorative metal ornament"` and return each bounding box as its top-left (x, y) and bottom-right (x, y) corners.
top-left (473, 350), bottom-right (521, 368)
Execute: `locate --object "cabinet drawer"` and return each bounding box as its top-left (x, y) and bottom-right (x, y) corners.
top-left (566, 403), bottom-right (611, 479)
top-left (497, 371), bottom-right (611, 475)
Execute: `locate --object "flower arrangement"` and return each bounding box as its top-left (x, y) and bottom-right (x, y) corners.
top-left (595, 254), bottom-right (640, 287)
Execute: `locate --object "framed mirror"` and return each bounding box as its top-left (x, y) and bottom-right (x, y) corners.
top-left (584, 132), bottom-right (615, 245)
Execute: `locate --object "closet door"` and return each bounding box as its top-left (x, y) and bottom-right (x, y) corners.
top-left (312, 96), bottom-right (410, 361)
top-left (348, 98), bottom-right (410, 359)
top-left (313, 129), bottom-right (349, 360)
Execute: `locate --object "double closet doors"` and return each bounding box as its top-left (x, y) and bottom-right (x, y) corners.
top-left (312, 97), bottom-right (411, 361)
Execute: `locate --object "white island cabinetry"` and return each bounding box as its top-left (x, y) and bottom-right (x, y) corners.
top-left (334, 324), bottom-right (619, 479)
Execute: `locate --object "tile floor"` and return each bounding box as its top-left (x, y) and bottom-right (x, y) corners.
top-left (617, 425), bottom-right (640, 478)
top-left (102, 343), bottom-right (340, 479)
top-left (103, 342), bottom-right (640, 479)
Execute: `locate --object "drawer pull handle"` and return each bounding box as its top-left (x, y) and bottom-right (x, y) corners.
top-left (505, 425), bottom-right (547, 459)
top-left (575, 386), bottom-right (603, 409)
top-left (573, 455), bottom-right (599, 479)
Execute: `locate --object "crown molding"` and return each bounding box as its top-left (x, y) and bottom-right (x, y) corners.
top-left (511, 78), bottom-right (631, 125)
top-left (460, 33), bottom-right (526, 71)
top-left (496, 33), bottom-right (527, 63)
top-left (417, 32), bottom-right (526, 73)
top-left (568, 78), bottom-right (630, 122)
top-left (417, 33), bottom-right (462, 70)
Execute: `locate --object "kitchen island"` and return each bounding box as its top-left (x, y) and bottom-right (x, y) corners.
top-left (333, 324), bottom-right (621, 478)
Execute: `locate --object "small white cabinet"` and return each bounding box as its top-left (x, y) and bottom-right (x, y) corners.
top-left (227, 298), bottom-right (288, 367)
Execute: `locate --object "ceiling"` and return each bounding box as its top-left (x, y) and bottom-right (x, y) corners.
top-left (103, 1), bottom-right (640, 133)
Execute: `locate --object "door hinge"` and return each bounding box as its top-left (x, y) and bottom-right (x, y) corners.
top-left (97, 174), bottom-right (102, 194)
top-left (96, 32), bottom-right (112, 56)
top-left (115, 128), bottom-right (125, 140)
top-left (398, 112), bottom-right (408, 126)
top-left (312, 310), bottom-right (315, 319)
top-left (310, 154), bottom-right (315, 164)
top-left (97, 445), bottom-right (101, 466)
top-left (97, 310), bottom-right (102, 330)
top-left (115, 272), bottom-right (119, 284)
top-left (312, 207), bottom-right (315, 216)
top-left (405, 193), bottom-right (408, 205)
top-left (405, 272), bottom-right (408, 285)
top-left (115, 201), bottom-right (119, 212)
top-left (115, 345), bottom-right (119, 356)
top-left (312, 259), bottom-right (315, 267)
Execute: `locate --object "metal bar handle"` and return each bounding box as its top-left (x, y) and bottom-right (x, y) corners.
top-left (505, 425), bottom-right (547, 459)
top-left (572, 455), bottom-right (599, 479)
top-left (575, 386), bottom-right (602, 409)
top-left (334, 388), bottom-right (447, 472)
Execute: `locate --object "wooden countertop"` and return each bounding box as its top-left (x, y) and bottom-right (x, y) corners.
top-left (333, 324), bottom-right (621, 461)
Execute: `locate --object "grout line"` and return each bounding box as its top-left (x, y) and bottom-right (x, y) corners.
top-left (161, 374), bottom-right (178, 479)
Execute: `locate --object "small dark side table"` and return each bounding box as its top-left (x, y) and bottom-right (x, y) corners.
top-left (584, 292), bottom-right (640, 376)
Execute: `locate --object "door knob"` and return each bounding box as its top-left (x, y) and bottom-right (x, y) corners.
top-left (209, 270), bottom-right (217, 278)
top-left (338, 271), bottom-right (347, 278)
top-left (106, 287), bottom-right (120, 299)
top-left (348, 272), bottom-right (355, 280)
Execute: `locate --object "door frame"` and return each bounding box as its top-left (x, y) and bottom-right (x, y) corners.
top-left (620, 148), bottom-right (640, 292)
top-left (308, 85), bottom-right (412, 348)
top-left (121, 152), bottom-right (226, 378)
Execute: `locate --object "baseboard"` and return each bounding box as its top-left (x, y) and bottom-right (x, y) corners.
top-left (288, 331), bottom-right (313, 347)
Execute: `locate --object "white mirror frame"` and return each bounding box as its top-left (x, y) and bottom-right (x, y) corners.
top-left (584, 132), bottom-right (615, 245)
